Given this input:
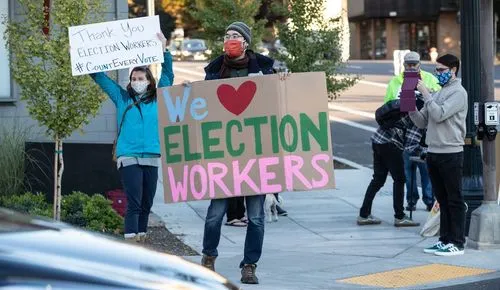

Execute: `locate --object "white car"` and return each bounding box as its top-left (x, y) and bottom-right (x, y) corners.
top-left (0, 208), bottom-right (239, 290)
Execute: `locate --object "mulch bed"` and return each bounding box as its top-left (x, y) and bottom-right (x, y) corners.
top-left (142, 225), bottom-right (199, 256)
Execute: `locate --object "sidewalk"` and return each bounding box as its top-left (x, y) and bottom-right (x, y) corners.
top-left (152, 167), bottom-right (500, 290)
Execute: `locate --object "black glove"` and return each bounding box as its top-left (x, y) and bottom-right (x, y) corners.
top-left (420, 152), bottom-right (427, 160)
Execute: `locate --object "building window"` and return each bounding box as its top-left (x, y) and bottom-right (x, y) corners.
top-left (374, 19), bottom-right (387, 59)
top-left (399, 21), bottom-right (437, 60)
top-left (0, 0), bottom-right (10, 99)
top-left (360, 20), bottom-right (372, 59)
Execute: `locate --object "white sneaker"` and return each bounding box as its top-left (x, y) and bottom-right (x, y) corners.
top-left (434, 243), bottom-right (465, 256)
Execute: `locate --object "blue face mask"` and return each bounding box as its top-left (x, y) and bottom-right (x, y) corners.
top-left (435, 71), bottom-right (452, 86)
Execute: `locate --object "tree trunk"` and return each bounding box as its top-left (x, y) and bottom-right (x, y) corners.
top-left (53, 137), bottom-right (64, 220)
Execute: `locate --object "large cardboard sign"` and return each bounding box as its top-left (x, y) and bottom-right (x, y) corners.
top-left (158, 72), bottom-right (335, 203)
top-left (69, 16), bottom-right (163, 76)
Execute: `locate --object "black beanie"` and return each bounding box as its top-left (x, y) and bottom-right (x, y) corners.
top-left (436, 54), bottom-right (460, 74)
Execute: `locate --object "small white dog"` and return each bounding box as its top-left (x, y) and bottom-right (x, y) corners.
top-left (264, 194), bottom-right (284, 223)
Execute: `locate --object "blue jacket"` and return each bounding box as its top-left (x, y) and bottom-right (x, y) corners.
top-left (204, 51), bottom-right (275, 80)
top-left (90, 51), bottom-right (174, 158)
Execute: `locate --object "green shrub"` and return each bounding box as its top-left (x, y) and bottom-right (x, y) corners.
top-left (83, 194), bottom-right (123, 234)
top-left (61, 191), bottom-right (91, 228)
top-left (0, 192), bottom-right (51, 218)
top-left (1, 192), bottom-right (123, 234)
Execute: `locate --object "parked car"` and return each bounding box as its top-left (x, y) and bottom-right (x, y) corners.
top-left (0, 208), bottom-right (239, 290)
top-left (169, 38), bottom-right (183, 60)
top-left (255, 42), bottom-right (270, 56)
top-left (177, 39), bottom-right (209, 61)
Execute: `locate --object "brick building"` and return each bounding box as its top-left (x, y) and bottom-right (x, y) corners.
top-left (348, 0), bottom-right (461, 60)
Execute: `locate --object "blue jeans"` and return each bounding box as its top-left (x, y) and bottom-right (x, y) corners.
top-left (202, 195), bottom-right (265, 267)
top-left (120, 165), bottom-right (158, 234)
top-left (403, 151), bottom-right (433, 206)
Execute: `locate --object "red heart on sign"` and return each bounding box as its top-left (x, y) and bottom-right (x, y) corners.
top-left (216, 81), bottom-right (257, 116)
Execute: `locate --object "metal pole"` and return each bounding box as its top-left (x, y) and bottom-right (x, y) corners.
top-left (147, 0), bottom-right (160, 80)
top-left (460, 0), bottom-right (484, 236)
top-left (480, 0), bottom-right (496, 203)
top-left (468, 0), bottom-right (500, 250)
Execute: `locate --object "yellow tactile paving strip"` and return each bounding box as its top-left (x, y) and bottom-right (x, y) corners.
top-left (337, 264), bottom-right (495, 288)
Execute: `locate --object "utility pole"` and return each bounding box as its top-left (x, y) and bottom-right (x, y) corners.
top-left (460, 0), bottom-right (484, 235)
top-left (468, 0), bottom-right (500, 249)
top-left (147, 0), bottom-right (160, 80)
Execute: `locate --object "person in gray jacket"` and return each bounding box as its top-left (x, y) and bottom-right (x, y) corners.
top-left (409, 54), bottom-right (468, 256)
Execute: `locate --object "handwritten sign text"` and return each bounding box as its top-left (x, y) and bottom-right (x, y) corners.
top-left (69, 16), bottom-right (163, 76)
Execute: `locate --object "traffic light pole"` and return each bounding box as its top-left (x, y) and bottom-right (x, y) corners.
top-left (460, 0), bottom-right (484, 236)
top-left (467, 0), bottom-right (500, 249)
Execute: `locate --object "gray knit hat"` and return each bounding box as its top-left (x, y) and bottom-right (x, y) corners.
top-left (226, 22), bottom-right (252, 44)
top-left (404, 51), bottom-right (421, 64)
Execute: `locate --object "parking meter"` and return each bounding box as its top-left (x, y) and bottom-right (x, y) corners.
top-left (484, 102), bottom-right (499, 141)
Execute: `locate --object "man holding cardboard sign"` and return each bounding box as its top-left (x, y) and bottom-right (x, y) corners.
top-left (201, 22), bottom-right (274, 284)
top-left (157, 22), bottom-right (334, 285)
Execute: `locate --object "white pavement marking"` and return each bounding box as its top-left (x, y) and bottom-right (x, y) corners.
top-left (359, 80), bottom-right (388, 88)
top-left (328, 103), bottom-right (375, 119)
top-left (329, 114), bottom-right (377, 133)
top-left (333, 156), bottom-right (370, 171)
top-left (173, 67), bottom-right (205, 78)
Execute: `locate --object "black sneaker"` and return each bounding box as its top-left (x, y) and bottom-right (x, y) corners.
top-left (241, 264), bottom-right (259, 284)
top-left (426, 204), bottom-right (433, 212)
top-left (276, 205), bottom-right (288, 216)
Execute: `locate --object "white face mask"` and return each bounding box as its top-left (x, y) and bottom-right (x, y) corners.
top-left (131, 80), bottom-right (150, 94)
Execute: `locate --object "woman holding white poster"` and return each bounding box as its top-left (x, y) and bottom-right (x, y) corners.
top-left (89, 32), bottom-right (173, 243)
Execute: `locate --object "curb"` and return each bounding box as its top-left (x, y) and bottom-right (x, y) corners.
top-left (428, 273), bottom-right (500, 290)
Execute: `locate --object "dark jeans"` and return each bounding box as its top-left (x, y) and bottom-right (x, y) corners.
top-left (226, 196), bottom-right (245, 221)
top-left (427, 152), bottom-right (465, 248)
top-left (403, 151), bottom-right (434, 206)
top-left (360, 143), bottom-right (405, 219)
top-left (120, 164), bottom-right (158, 234)
top-left (203, 195), bottom-right (265, 267)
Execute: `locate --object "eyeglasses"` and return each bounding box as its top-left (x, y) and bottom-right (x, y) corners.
top-left (224, 33), bottom-right (244, 41)
top-left (435, 67), bottom-right (450, 72)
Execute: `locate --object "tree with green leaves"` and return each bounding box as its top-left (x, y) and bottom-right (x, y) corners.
top-left (3, 0), bottom-right (106, 220)
top-left (190, 0), bottom-right (267, 59)
top-left (272, 0), bottom-right (357, 100)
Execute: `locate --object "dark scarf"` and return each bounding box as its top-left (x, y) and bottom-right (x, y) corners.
top-left (219, 52), bottom-right (250, 79)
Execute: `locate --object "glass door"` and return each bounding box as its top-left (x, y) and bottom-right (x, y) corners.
top-left (399, 21), bottom-right (437, 60)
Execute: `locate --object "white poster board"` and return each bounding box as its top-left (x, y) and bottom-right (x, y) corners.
top-left (69, 16), bottom-right (164, 76)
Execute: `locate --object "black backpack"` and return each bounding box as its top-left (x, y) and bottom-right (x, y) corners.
top-left (375, 99), bottom-right (404, 129)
